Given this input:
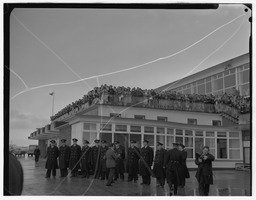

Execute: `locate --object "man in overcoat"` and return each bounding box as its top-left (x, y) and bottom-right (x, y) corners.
top-left (45, 140), bottom-right (59, 178)
top-left (80, 140), bottom-right (92, 178)
top-left (114, 141), bottom-right (125, 180)
top-left (106, 143), bottom-right (119, 186)
top-left (33, 146), bottom-right (40, 166)
top-left (153, 142), bottom-right (166, 187)
top-left (69, 138), bottom-right (81, 177)
top-left (127, 140), bottom-right (140, 183)
top-left (91, 139), bottom-right (101, 178)
top-left (195, 146), bottom-right (215, 196)
top-left (178, 143), bottom-right (190, 187)
top-left (139, 140), bottom-right (154, 185)
top-left (99, 140), bottom-right (108, 180)
top-left (59, 139), bottom-right (71, 177)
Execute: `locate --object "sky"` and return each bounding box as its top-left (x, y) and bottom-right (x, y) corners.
top-left (9, 4), bottom-right (251, 146)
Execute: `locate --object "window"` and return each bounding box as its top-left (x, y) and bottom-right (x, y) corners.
top-left (213, 78), bottom-right (223, 91)
top-left (110, 113), bottom-right (121, 118)
top-left (100, 123), bottom-right (112, 131)
top-left (144, 126), bottom-right (154, 133)
top-left (229, 132), bottom-right (239, 138)
top-left (144, 135), bottom-right (154, 146)
top-left (206, 131), bottom-right (215, 137)
top-left (229, 139), bottom-right (240, 148)
top-left (131, 125), bottom-right (141, 132)
top-left (157, 135), bottom-right (165, 146)
top-left (239, 69), bottom-right (249, 84)
top-left (115, 125), bottom-right (127, 132)
top-left (195, 137), bottom-right (204, 154)
top-left (83, 123), bottom-right (96, 130)
top-left (217, 139), bottom-right (227, 158)
top-left (197, 79), bottom-right (205, 84)
top-left (175, 136), bottom-right (183, 144)
top-left (239, 83), bottom-right (250, 96)
top-left (206, 138), bottom-right (216, 156)
top-left (157, 116), bottom-right (168, 121)
top-left (217, 132), bottom-right (227, 137)
top-left (198, 84), bottom-right (206, 94)
top-left (166, 136), bottom-right (174, 147)
top-left (185, 130), bottom-right (193, 136)
top-left (187, 118), bottom-right (197, 125)
top-left (206, 82), bottom-right (212, 93)
top-left (229, 149), bottom-right (240, 159)
top-left (176, 129), bottom-right (183, 136)
top-left (134, 115), bottom-right (145, 120)
top-left (185, 137), bottom-right (193, 147)
top-left (212, 120), bottom-right (221, 126)
top-left (100, 132), bottom-right (112, 144)
top-left (195, 131), bottom-right (203, 137)
top-left (167, 128), bottom-right (174, 135)
top-left (224, 74), bottom-right (236, 88)
top-left (157, 127), bottom-right (165, 134)
top-left (130, 134), bottom-right (141, 148)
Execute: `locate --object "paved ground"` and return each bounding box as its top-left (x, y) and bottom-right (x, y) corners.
top-left (18, 156), bottom-right (251, 196)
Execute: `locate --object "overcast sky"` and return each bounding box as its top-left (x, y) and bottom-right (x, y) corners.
top-left (9, 4), bottom-right (250, 146)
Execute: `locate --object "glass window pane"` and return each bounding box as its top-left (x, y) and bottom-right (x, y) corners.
top-left (244, 63), bottom-right (249, 69)
top-left (217, 139), bottom-right (227, 159)
top-left (185, 137), bottom-right (193, 147)
top-left (229, 139), bottom-right (240, 148)
top-left (239, 69), bottom-right (249, 84)
top-left (195, 138), bottom-right (204, 154)
top-left (224, 74), bottom-right (236, 88)
top-left (100, 123), bottom-right (112, 131)
top-left (213, 120), bottom-right (221, 126)
top-left (131, 125), bottom-right (141, 132)
top-left (209, 149), bottom-right (215, 156)
top-left (176, 129), bottom-right (183, 135)
top-left (134, 115), bottom-right (145, 119)
top-left (157, 135), bottom-right (165, 146)
top-left (186, 149), bottom-right (193, 158)
top-left (195, 131), bottom-right (203, 137)
top-left (167, 136), bottom-right (174, 146)
top-left (157, 116), bottom-right (168, 121)
top-left (84, 123), bottom-right (96, 130)
top-left (206, 77), bottom-right (211, 82)
top-left (206, 138), bottom-right (215, 148)
top-left (185, 130), bottom-right (193, 136)
top-left (144, 135), bottom-right (154, 146)
top-left (167, 129), bottom-right (174, 135)
top-left (229, 132), bottom-right (239, 138)
top-left (130, 134), bottom-right (141, 148)
top-left (157, 127), bottom-right (165, 134)
top-left (197, 79), bottom-right (205, 84)
top-left (100, 132), bottom-right (112, 144)
top-left (83, 132), bottom-right (90, 142)
top-left (198, 84), bottom-right (206, 94)
top-left (239, 83), bottom-right (250, 96)
top-left (206, 131), bottom-right (215, 137)
top-left (206, 82), bottom-right (212, 93)
top-left (217, 132), bottom-right (227, 137)
top-left (213, 78), bottom-right (223, 91)
top-left (229, 149), bottom-right (240, 159)
top-left (175, 136), bottom-right (183, 144)
top-left (115, 125), bottom-right (127, 132)
top-left (187, 118), bottom-right (197, 125)
top-left (144, 126), bottom-right (154, 133)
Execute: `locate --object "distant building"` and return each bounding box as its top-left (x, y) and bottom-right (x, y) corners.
top-left (28, 53), bottom-right (250, 169)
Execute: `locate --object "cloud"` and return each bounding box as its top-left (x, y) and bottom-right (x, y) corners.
top-left (10, 109), bottom-right (50, 130)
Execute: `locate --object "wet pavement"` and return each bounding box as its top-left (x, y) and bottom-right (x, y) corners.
top-left (18, 156), bottom-right (251, 196)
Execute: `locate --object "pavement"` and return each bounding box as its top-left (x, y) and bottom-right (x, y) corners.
top-left (18, 156), bottom-right (251, 196)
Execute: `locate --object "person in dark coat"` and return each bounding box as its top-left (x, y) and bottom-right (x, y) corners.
top-left (45, 140), bottom-right (59, 178)
top-left (178, 143), bottom-right (190, 188)
top-left (59, 139), bottom-right (71, 177)
top-left (106, 143), bottom-right (119, 186)
top-left (91, 139), bottom-right (101, 178)
top-left (99, 140), bottom-right (108, 180)
top-left (139, 140), bottom-right (154, 185)
top-left (80, 140), bottom-right (92, 178)
top-left (164, 143), bottom-right (182, 196)
top-left (33, 146), bottom-right (40, 166)
top-left (127, 140), bottom-right (140, 183)
top-left (114, 141), bottom-right (125, 180)
top-left (153, 142), bottom-right (166, 188)
top-left (195, 146), bottom-right (215, 196)
top-left (69, 138), bottom-right (81, 177)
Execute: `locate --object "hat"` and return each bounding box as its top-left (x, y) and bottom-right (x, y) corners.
top-left (72, 138), bottom-right (78, 142)
top-left (101, 140), bottom-right (106, 144)
top-left (178, 143), bottom-right (185, 148)
top-left (130, 140), bottom-right (136, 144)
top-left (203, 146), bottom-right (210, 150)
top-left (143, 140), bottom-right (149, 143)
top-left (50, 140), bottom-right (56, 144)
top-left (84, 140), bottom-right (89, 144)
top-left (60, 139), bottom-right (66, 143)
top-left (114, 141), bottom-right (120, 144)
top-left (172, 142), bottom-right (179, 146)
top-left (157, 142), bottom-right (163, 146)
top-left (94, 139), bottom-right (100, 143)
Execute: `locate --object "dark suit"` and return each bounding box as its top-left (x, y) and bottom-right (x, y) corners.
top-left (45, 146), bottom-right (59, 177)
top-left (33, 148), bottom-right (40, 163)
top-left (127, 146), bottom-right (140, 181)
top-left (80, 146), bottom-right (92, 178)
top-left (114, 146), bottom-right (125, 180)
top-left (99, 146), bottom-right (108, 180)
top-left (59, 145), bottom-right (71, 177)
top-left (153, 148), bottom-right (166, 186)
top-left (106, 148), bottom-right (117, 185)
top-left (195, 153), bottom-right (215, 196)
top-left (180, 150), bottom-right (190, 187)
top-left (91, 145), bottom-right (100, 178)
top-left (69, 144), bottom-right (81, 177)
top-left (164, 148), bottom-right (182, 195)
top-left (139, 146), bottom-right (154, 185)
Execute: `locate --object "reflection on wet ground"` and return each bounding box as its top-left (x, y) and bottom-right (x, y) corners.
top-left (19, 157), bottom-right (250, 196)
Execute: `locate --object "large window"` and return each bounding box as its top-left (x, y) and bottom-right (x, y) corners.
top-left (213, 78), bottom-right (223, 91)
top-left (130, 134), bottom-right (141, 148)
top-left (195, 137), bottom-right (204, 154)
top-left (144, 135), bottom-right (154, 147)
top-left (131, 125), bottom-right (141, 132)
top-left (197, 84), bottom-right (206, 94)
top-left (187, 118), bottom-right (197, 125)
top-left (206, 82), bottom-right (212, 93)
top-left (157, 127), bottom-right (165, 134)
top-left (110, 113), bottom-right (121, 118)
top-left (166, 136), bottom-right (174, 149)
top-left (100, 123), bottom-right (112, 131)
top-left (224, 74), bottom-right (236, 88)
top-left (134, 115), bottom-right (145, 120)
top-left (83, 123), bottom-right (96, 130)
top-left (239, 69), bottom-right (249, 84)
top-left (205, 138), bottom-right (216, 156)
top-left (185, 137), bottom-right (193, 158)
top-left (115, 124), bottom-right (127, 132)
top-left (217, 139), bottom-right (227, 159)
top-left (100, 132), bottom-right (112, 144)
top-left (144, 126), bottom-right (154, 133)
top-left (157, 135), bottom-right (165, 147)
top-left (212, 120), bottom-right (221, 126)
top-left (157, 116), bottom-right (168, 121)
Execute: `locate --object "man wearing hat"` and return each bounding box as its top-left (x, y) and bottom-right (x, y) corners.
top-left (69, 138), bottom-right (81, 177)
top-left (153, 142), bottom-right (167, 187)
top-left (59, 139), bottom-right (71, 177)
top-left (127, 140), bottom-right (140, 182)
top-left (80, 140), bottom-right (92, 178)
top-left (139, 140), bottom-right (154, 185)
top-left (178, 143), bottom-right (190, 188)
top-left (164, 142), bottom-right (182, 196)
top-left (114, 141), bottom-right (125, 180)
top-left (105, 143), bottom-right (119, 186)
top-left (195, 146), bottom-right (215, 196)
top-left (91, 139), bottom-right (101, 178)
top-left (45, 140), bottom-right (59, 178)
top-left (99, 140), bottom-right (109, 180)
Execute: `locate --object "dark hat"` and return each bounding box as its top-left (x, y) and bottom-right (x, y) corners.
top-left (72, 138), bottom-right (78, 142)
top-left (172, 142), bottom-right (179, 146)
top-left (101, 140), bottom-right (106, 144)
top-left (203, 146), bottom-right (210, 150)
top-left (94, 139), bottom-right (100, 143)
top-left (143, 140), bottom-right (149, 143)
top-left (84, 140), bottom-right (89, 144)
top-left (114, 141), bottom-right (120, 144)
top-left (60, 139), bottom-right (66, 142)
top-left (178, 143), bottom-right (185, 148)
top-left (130, 140), bottom-right (136, 144)
top-left (50, 140), bottom-right (56, 144)
top-left (157, 142), bottom-right (163, 146)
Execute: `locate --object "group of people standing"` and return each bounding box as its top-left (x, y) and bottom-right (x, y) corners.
top-left (44, 138), bottom-right (215, 196)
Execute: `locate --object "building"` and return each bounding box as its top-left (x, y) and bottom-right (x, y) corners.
top-left (28, 53), bottom-right (250, 169)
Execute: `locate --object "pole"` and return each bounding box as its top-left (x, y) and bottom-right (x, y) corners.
top-left (52, 91), bottom-right (55, 117)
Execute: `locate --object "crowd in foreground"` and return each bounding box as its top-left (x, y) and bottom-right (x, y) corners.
top-left (50, 84), bottom-right (250, 121)
top-left (41, 138), bottom-right (214, 196)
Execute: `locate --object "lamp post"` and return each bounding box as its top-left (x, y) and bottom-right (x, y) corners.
top-left (49, 91), bottom-right (55, 117)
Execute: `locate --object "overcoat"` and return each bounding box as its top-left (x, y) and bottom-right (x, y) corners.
top-left (45, 146), bottom-right (59, 169)
top-left (99, 146), bottom-right (108, 172)
top-left (115, 146), bottom-right (125, 173)
top-left (127, 146), bottom-right (140, 174)
top-left (59, 145), bottom-right (71, 169)
top-left (139, 146), bottom-right (154, 176)
top-left (80, 146), bottom-right (92, 171)
top-left (91, 146), bottom-right (100, 171)
top-left (69, 144), bottom-right (81, 170)
top-left (180, 150), bottom-right (190, 178)
top-left (153, 148), bottom-right (166, 178)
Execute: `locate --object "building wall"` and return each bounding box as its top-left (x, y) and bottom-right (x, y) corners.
top-left (71, 122), bottom-right (84, 146)
top-left (59, 126), bottom-right (72, 146)
top-left (38, 139), bottom-right (47, 158)
top-left (98, 105), bottom-right (222, 126)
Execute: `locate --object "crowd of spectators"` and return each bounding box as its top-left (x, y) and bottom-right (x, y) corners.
top-left (50, 84), bottom-right (250, 121)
